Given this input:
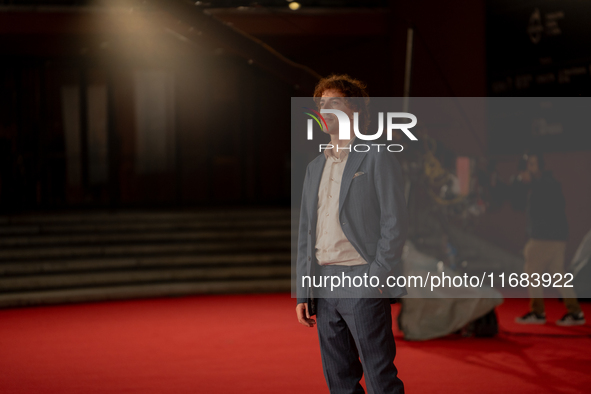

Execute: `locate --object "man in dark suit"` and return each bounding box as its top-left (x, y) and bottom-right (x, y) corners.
top-left (295, 75), bottom-right (408, 394)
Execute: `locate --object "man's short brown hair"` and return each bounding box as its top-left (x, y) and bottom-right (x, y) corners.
top-left (313, 74), bottom-right (370, 133)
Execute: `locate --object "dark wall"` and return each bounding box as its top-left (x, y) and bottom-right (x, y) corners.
top-left (0, 8), bottom-right (295, 212)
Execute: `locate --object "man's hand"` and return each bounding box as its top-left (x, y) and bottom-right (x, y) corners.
top-left (296, 303), bottom-right (316, 328)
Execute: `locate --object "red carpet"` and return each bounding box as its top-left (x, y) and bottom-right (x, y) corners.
top-left (1, 294), bottom-right (590, 394)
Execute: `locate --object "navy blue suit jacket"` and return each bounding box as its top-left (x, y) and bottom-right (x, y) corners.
top-left (296, 140), bottom-right (409, 312)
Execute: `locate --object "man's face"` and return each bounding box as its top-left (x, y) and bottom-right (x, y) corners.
top-left (318, 89), bottom-right (355, 136)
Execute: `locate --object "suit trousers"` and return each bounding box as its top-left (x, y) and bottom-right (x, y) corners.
top-left (315, 264), bottom-right (404, 394)
top-left (523, 239), bottom-right (581, 315)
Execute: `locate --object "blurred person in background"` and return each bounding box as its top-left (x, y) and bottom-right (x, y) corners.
top-left (510, 151), bottom-right (585, 326)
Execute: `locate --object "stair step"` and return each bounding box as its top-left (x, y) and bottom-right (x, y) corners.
top-left (0, 218), bottom-right (291, 236)
top-left (0, 253), bottom-right (291, 275)
top-left (0, 265), bottom-right (292, 292)
top-left (0, 240), bottom-right (291, 261)
top-left (0, 229), bottom-right (291, 247)
top-left (0, 209), bottom-right (290, 225)
top-left (0, 279), bottom-right (293, 308)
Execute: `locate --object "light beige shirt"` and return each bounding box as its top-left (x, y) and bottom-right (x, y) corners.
top-left (315, 139), bottom-right (367, 266)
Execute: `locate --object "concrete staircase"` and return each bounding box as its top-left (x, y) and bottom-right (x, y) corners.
top-left (0, 209), bottom-right (291, 308)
